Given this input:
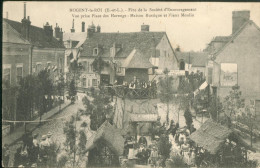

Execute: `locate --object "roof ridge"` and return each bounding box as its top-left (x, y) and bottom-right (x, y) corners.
top-left (213, 20), bottom-right (253, 57)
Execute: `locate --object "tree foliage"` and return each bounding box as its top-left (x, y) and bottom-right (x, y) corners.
top-left (223, 85), bottom-right (245, 118)
top-left (68, 80), bottom-right (77, 103)
top-left (63, 114), bottom-right (87, 167)
top-left (157, 133), bottom-right (172, 167)
top-left (83, 87), bottom-right (113, 131)
top-left (92, 56), bottom-right (108, 74)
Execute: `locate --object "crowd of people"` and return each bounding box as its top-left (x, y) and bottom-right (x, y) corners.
top-left (115, 80), bottom-right (157, 98)
top-left (6, 131), bottom-right (56, 167)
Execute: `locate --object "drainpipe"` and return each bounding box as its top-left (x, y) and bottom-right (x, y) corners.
top-left (30, 45), bottom-right (34, 74)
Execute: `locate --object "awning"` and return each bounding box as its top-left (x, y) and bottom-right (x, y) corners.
top-left (199, 81), bottom-right (208, 90)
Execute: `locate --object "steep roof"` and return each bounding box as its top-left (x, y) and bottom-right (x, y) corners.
top-left (2, 21), bottom-right (30, 44)
top-left (213, 20), bottom-right (260, 57)
top-left (3, 18), bottom-right (64, 48)
top-left (122, 49), bottom-right (154, 69)
top-left (175, 52), bottom-right (208, 67)
top-left (85, 121), bottom-right (125, 156)
top-left (189, 119), bottom-right (233, 154)
top-left (81, 31), bottom-right (165, 58)
top-left (63, 32), bottom-right (88, 42)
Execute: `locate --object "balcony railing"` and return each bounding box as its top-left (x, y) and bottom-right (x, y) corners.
top-left (113, 86), bottom-right (157, 99)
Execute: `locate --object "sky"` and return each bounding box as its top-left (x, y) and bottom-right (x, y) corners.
top-left (3, 1), bottom-right (260, 52)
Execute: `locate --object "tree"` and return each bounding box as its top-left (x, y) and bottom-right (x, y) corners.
top-left (83, 87), bottom-right (113, 131)
top-left (208, 95), bottom-right (223, 121)
top-left (92, 56), bottom-right (108, 74)
top-left (157, 132), bottom-right (172, 167)
top-left (237, 105), bottom-right (258, 148)
top-left (56, 73), bottom-right (65, 111)
top-left (16, 75), bottom-right (38, 131)
top-left (68, 80), bottom-right (77, 104)
top-left (37, 69), bottom-right (54, 124)
top-left (184, 108), bottom-right (193, 130)
top-left (62, 113), bottom-right (87, 168)
top-left (2, 80), bottom-right (18, 131)
top-left (223, 85), bottom-right (245, 119)
top-left (159, 68), bottom-right (177, 125)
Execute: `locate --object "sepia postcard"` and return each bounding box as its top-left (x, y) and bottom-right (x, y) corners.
top-left (2, 1), bottom-right (260, 167)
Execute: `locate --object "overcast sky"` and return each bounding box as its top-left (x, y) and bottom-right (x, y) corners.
top-left (3, 1), bottom-right (260, 51)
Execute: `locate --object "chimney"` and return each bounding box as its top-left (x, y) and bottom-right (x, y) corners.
top-left (232, 10), bottom-right (250, 34)
top-left (97, 25), bottom-right (101, 33)
top-left (24, 2), bottom-right (26, 19)
top-left (82, 22), bottom-right (85, 32)
top-left (21, 2), bottom-right (31, 40)
top-left (71, 19), bottom-right (75, 33)
top-left (6, 12), bottom-right (8, 19)
top-left (44, 22), bottom-right (53, 41)
top-left (87, 22), bottom-right (96, 38)
top-left (55, 23), bottom-right (61, 39)
top-left (141, 24), bottom-right (149, 32)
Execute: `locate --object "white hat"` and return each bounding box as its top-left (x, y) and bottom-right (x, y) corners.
top-left (42, 135), bottom-right (47, 140)
top-left (47, 131), bottom-right (52, 137)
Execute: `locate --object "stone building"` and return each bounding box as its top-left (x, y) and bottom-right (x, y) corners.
top-left (175, 51), bottom-right (208, 75)
top-left (3, 3), bottom-right (65, 85)
top-left (67, 23), bottom-right (179, 89)
top-left (205, 10), bottom-right (260, 119)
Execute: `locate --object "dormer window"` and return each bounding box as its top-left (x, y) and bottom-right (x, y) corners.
top-left (93, 48), bottom-right (98, 56)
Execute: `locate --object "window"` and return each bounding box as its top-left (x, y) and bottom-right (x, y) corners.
top-left (16, 65), bottom-right (23, 84)
top-left (180, 61), bottom-right (185, 70)
top-left (3, 67), bottom-right (11, 84)
top-left (36, 63), bottom-right (42, 73)
top-left (92, 79), bottom-right (98, 87)
top-left (90, 64), bottom-right (93, 72)
top-left (88, 79), bottom-right (90, 87)
top-left (116, 67), bottom-right (122, 73)
top-left (220, 63), bottom-right (237, 86)
top-left (82, 77), bottom-right (86, 87)
top-left (93, 48), bottom-right (98, 56)
top-left (164, 50), bottom-right (167, 57)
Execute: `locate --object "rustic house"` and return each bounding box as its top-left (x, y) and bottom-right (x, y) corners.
top-left (190, 119), bottom-right (250, 166)
top-left (175, 51), bottom-right (208, 75)
top-left (69, 23), bottom-right (179, 89)
top-left (86, 121), bottom-right (125, 167)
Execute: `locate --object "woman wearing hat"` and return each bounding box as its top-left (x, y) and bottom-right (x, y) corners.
top-left (46, 131), bottom-right (53, 146)
top-left (149, 146), bottom-right (158, 167)
top-left (39, 135), bottom-right (48, 166)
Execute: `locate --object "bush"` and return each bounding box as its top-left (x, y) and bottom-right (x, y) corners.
top-left (57, 154), bottom-right (68, 168)
top-left (166, 155), bottom-right (187, 168)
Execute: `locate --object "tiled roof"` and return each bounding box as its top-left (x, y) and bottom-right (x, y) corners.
top-left (175, 52), bottom-right (208, 67)
top-left (123, 49), bottom-right (154, 69)
top-left (63, 32), bottom-right (88, 42)
top-left (3, 18), bottom-right (64, 48)
top-left (85, 121), bottom-right (125, 156)
top-left (212, 36), bottom-right (231, 42)
top-left (81, 31), bottom-right (165, 58)
top-left (2, 21), bottom-right (30, 44)
top-left (189, 119), bottom-right (233, 154)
